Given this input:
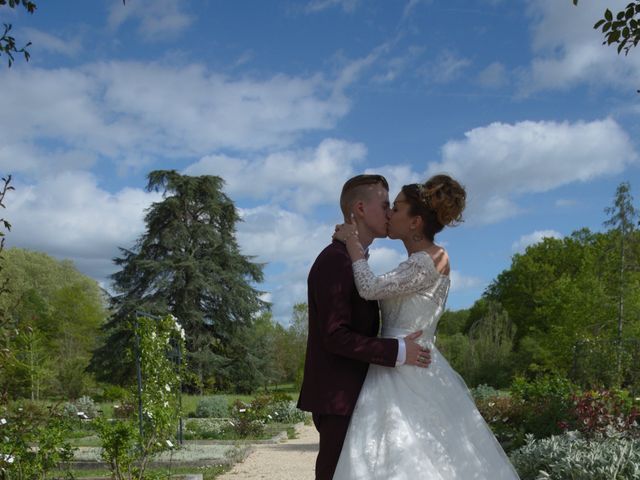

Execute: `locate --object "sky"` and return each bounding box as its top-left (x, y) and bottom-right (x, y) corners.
top-left (1, 0), bottom-right (639, 325)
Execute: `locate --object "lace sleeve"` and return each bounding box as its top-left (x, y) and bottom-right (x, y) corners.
top-left (352, 252), bottom-right (438, 300)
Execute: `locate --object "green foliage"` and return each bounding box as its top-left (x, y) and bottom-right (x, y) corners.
top-left (194, 396), bottom-right (229, 418)
top-left (0, 401), bottom-right (76, 480)
top-left (511, 432), bottom-right (640, 480)
top-left (437, 301), bottom-right (515, 388)
top-left (509, 375), bottom-right (578, 440)
top-left (90, 170), bottom-right (266, 389)
top-left (485, 222), bottom-right (640, 383)
top-left (229, 398), bottom-right (266, 437)
top-left (0, 1), bottom-right (36, 67)
top-left (0, 248), bottom-right (108, 400)
top-left (94, 313), bottom-right (185, 480)
top-left (595, 2), bottom-right (640, 55)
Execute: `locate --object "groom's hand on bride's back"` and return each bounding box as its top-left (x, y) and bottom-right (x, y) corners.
top-left (404, 330), bottom-right (431, 368)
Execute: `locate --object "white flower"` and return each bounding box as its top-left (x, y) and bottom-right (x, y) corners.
top-left (151, 331), bottom-right (157, 340)
top-left (165, 384), bottom-right (171, 392)
top-left (1, 454), bottom-right (14, 464)
top-left (267, 414), bottom-right (272, 420)
top-left (163, 401), bottom-right (169, 408)
top-left (77, 412), bottom-right (89, 420)
top-left (166, 439), bottom-right (174, 448)
top-left (239, 408), bottom-right (246, 413)
top-left (0, 419), bottom-right (6, 425)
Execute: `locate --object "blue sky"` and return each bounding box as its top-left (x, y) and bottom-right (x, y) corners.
top-left (1, 0), bottom-right (639, 324)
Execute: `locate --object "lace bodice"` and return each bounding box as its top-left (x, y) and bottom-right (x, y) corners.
top-left (352, 251), bottom-right (450, 341)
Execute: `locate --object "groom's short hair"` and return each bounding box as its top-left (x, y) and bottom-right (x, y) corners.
top-left (340, 174), bottom-right (389, 218)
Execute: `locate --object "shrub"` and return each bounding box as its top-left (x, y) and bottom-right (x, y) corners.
top-left (194, 396), bottom-right (229, 418)
top-left (229, 399), bottom-right (266, 437)
top-left (511, 432), bottom-right (640, 480)
top-left (262, 393), bottom-right (307, 424)
top-left (565, 389), bottom-right (640, 438)
top-left (0, 401), bottom-right (76, 480)
top-left (475, 395), bottom-right (526, 451)
top-left (471, 384), bottom-right (508, 402)
top-left (99, 384), bottom-right (129, 402)
top-left (74, 395), bottom-right (99, 419)
top-left (509, 375), bottom-right (577, 439)
top-left (183, 418), bottom-right (229, 439)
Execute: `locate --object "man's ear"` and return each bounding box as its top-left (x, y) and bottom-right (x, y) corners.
top-left (352, 200), bottom-right (365, 218)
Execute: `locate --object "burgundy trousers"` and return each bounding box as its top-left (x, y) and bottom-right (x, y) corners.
top-left (312, 413), bottom-right (351, 480)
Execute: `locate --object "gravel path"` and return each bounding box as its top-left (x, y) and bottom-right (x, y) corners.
top-left (217, 423), bottom-right (318, 480)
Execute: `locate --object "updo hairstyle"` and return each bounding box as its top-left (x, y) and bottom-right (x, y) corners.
top-left (401, 174), bottom-right (466, 242)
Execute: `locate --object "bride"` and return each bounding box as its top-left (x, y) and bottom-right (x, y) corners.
top-left (331, 174), bottom-right (520, 479)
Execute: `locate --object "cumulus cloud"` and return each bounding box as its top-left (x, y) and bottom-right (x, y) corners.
top-left (185, 138), bottom-right (367, 211)
top-left (521, 0), bottom-right (640, 93)
top-left (0, 61), bottom-right (352, 179)
top-left (236, 205), bottom-right (333, 264)
top-left (512, 229), bottom-right (563, 252)
top-left (5, 171), bottom-right (158, 282)
top-left (427, 118), bottom-right (637, 225)
top-left (108, 0), bottom-right (194, 40)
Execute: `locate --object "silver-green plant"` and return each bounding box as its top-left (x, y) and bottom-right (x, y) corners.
top-left (511, 431), bottom-right (640, 479)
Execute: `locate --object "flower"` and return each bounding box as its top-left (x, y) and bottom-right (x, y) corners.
top-left (0, 419), bottom-right (6, 425)
top-left (239, 408), bottom-right (246, 413)
top-left (0, 454), bottom-right (14, 464)
top-left (165, 384), bottom-right (171, 392)
top-left (166, 439), bottom-right (174, 448)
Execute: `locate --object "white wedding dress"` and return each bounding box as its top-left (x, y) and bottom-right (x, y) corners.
top-left (333, 251), bottom-right (520, 480)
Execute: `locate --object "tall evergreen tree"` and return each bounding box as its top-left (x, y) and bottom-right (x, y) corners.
top-left (90, 170), bottom-right (266, 387)
top-left (603, 181), bottom-right (639, 341)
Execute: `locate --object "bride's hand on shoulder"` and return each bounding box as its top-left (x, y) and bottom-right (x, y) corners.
top-left (332, 221), bottom-right (358, 243)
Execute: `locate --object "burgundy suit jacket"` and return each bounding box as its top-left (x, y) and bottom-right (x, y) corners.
top-left (297, 240), bottom-right (398, 416)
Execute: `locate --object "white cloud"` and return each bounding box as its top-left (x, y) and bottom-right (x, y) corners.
top-left (372, 46), bottom-right (427, 84)
top-left (521, 0), bottom-right (640, 93)
top-left (427, 118), bottom-right (637, 225)
top-left (5, 171), bottom-right (158, 282)
top-left (449, 270), bottom-right (484, 292)
top-left (304, 0), bottom-right (360, 14)
top-left (555, 198), bottom-right (578, 207)
top-left (425, 51), bottom-right (471, 84)
top-left (368, 247), bottom-right (407, 275)
top-left (236, 205), bottom-right (333, 264)
top-left (477, 62), bottom-right (508, 89)
top-left (185, 138), bottom-right (367, 211)
top-left (108, 0), bottom-right (194, 40)
top-left (21, 28), bottom-right (82, 57)
top-left (512, 229), bottom-right (563, 252)
top-left (0, 61), bottom-right (352, 178)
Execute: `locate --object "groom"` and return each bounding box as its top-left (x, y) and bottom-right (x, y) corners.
top-left (297, 174), bottom-right (431, 480)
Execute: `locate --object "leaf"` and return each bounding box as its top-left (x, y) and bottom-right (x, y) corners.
top-left (617, 10), bottom-right (625, 21)
top-left (594, 19), bottom-right (606, 29)
top-left (605, 9), bottom-right (613, 21)
top-left (603, 21), bottom-right (612, 33)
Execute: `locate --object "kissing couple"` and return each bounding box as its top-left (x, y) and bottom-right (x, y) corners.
top-left (297, 174), bottom-right (520, 479)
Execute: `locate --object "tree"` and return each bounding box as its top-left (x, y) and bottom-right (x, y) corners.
top-left (573, 1), bottom-right (640, 56)
top-left (90, 170), bottom-right (266, 388)
top-left (0, 248), bottom-right (107, 399)
top-left (0, 0), bottom-right (36, 67)
top-left (603, 182), bottom-right (639, 341)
